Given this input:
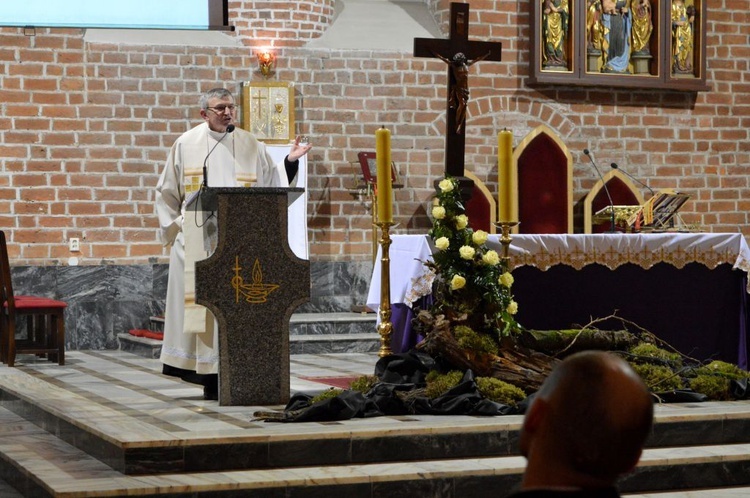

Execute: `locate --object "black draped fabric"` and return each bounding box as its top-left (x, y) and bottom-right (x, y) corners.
top-left (255, 352), bottom-right (748, 423)
top-left (262, 352), bottom-right (523, 422)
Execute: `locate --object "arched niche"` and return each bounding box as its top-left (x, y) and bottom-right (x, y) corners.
top-left (583, 169), bottom-right (646, 233)
top-left (464, 171), bottom-right (497, 234)
top-left (512, 125), bottom-right (573, 234)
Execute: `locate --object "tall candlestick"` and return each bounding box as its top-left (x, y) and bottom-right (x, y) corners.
top-left (498, 129), bottom-right (513, 222)
top-left (375, 127), bottom-right (393, 223)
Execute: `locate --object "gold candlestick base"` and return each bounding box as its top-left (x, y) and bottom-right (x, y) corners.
top-left (375, 221), bottom-right (395, 357)
top-left (494, 221), bottom-right (520, 266)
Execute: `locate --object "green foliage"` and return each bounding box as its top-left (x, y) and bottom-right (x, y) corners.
top-left (310, 388), bottom-right (343, 404)
top-left (454, 325), bottom-right (498, 354)
top-left (685, 360), bottom-right (749, 400)
top-left (425, 370), bottom-right (464, 398)
top-left (696, 360), bottom-right (750, 380)
top-left (476, 377), bottom-right (526, 406)
top-left (629, 342), bottom-right (683, 368)
top-left (425, 176), bottom-right (519, 340)
top-left (349, 375), bottom-right (379, 393)
top-left (689, 375), bottom-right (732, 401)
top-left (631, 363), bottom-right (683, 392)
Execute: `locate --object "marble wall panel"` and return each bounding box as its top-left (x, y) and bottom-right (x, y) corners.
top-left (57, 266), bottom-right (114, 302)
top-left (109, 264), bottom-right (153, 300)
top-left (9, 261), bottom-right (373, 350)
top-left (299, 261), bottom-right (373, 313)
top-left (10, 266), bottom-right (58, 298)
top-left (68, 300), bottom-right (115, 350)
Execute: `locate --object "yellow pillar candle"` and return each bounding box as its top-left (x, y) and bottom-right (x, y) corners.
top-left (498, 129), bottom-right (513, 222)
top-left (375, 127), bottom-right (393, 223)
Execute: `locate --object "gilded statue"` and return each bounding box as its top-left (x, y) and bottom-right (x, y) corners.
top-left (542, 0), bottom-right (570, 70)
top-left (586, 0), bottom-right (604, 53)
top-left (672, 0), bottom-right (695, 74)
top-left (631, 0), bottom-right (653, 55)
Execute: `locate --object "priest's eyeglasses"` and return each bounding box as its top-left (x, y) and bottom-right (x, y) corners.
top-left (207, 104), bottom-right (236, 114)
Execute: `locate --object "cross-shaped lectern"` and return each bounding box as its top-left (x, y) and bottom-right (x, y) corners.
top-left (195, 187), bottom-right (309, 406)
top-left (414, 2), bottom-right (502, 181)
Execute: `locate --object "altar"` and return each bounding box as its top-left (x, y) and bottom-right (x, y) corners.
top-left (367, 233), bottom-right (750, 369)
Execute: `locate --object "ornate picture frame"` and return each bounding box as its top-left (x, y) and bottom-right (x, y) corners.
top-left (528, 0), bottom-right (707, 91)
top-left (241, 81), bottom-right (295, 143)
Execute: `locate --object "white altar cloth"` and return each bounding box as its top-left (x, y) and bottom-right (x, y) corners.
top-left (367, 233), bottom-right (750, 312)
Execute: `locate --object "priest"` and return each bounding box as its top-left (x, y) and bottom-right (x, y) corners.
top-left (155, 87), bottom-right (311, 400)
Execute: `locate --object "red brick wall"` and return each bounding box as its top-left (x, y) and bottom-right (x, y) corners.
top-left (1, 0), bottom-right (748, 264)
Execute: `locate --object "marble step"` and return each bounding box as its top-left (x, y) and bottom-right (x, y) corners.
top-left (118, 312), bottom-right (380, 357)
top-left (289, 311), bottom-right (379, 353)
top-left (117, 333), bottom-right (163, 359)
top-left (1, 406), bottom-right (750, 498)
top-left (625, 488), bottom-right (750, 497)
top-left (2, 356), bottom-right (750, 477)
top-left (2, 352), bottom-right (750, 497)
top-left (289, 311), bottom-right (377, 335)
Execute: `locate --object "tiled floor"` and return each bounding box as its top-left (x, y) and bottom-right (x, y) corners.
top-left (0, 351), bottom-right (749, 497)
top-left (0, 350), bottom-right (529, 445)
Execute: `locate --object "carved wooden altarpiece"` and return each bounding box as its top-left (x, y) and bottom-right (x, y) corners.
top-left (529, 0), bottom-right (708, 91)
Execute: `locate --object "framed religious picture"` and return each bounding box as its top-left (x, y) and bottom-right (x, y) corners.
top-left (241, 81), bottom-right (295, 144)
top-left (357, 151), bottom-right (398, 185)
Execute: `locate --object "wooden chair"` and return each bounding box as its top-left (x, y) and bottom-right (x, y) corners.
top-left (0, 231), bottom-right (66, 367)
top-left (513, 125), bottom-right (574, 234)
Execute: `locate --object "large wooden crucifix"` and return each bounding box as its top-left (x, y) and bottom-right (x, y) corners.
top-left (414, 2), bottom-right (502, 179)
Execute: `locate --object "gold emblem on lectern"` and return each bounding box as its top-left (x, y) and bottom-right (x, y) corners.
top-left (232, 256), bottom-right (279, 304)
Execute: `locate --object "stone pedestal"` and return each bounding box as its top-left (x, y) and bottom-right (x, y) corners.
top-left (632, 53), bottom-right (653, 75)
top-left (587, 50), bottom-right (601, 73)
top-left (195, 187), bottom-right (310, 406)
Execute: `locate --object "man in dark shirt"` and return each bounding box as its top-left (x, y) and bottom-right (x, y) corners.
top-left (508, 351), bottom-right (654, 497)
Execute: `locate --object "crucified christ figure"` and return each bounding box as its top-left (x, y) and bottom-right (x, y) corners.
top-left (433, 51), bottom-right (490, 134)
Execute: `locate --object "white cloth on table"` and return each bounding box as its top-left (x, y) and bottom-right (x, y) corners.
top-left (367, 233), bottom-right (750, 314)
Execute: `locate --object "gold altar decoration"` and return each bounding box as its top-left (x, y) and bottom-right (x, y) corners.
top-left (232, 256), bottom-right (279, 304)
top-left (376, 221), bottom-right (395, 357)
top-left (241, 81), bottom-right (294, 144)
top-left (495, 221), bottom-right (521, 263)
top-left (593, 205), bottom-right (643, 232)
top-left (591, 191), bottom-right (696, 233)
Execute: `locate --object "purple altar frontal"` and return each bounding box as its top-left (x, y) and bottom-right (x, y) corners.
top-left (368, 233), bottom-right (750, 369)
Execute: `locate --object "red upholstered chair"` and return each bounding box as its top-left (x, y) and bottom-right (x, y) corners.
top-left (583, 169), bottom-right (645, 233)
top-left (513, 125), bottom-right (574, 234)
top-left (0, 231), bottom-right (66, 367)
top-left (464, 171), bottom-right (497, 234)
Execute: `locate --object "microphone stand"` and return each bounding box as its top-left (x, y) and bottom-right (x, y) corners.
top-left (583, 149), bottom-right (616, 233)
top-left (203, 124), bottom-right (235, 189)
top-left (611, 162), bottom-right (655, 198)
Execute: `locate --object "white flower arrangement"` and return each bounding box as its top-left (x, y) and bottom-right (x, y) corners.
top-left (424, 175), bottom-right (520, 339)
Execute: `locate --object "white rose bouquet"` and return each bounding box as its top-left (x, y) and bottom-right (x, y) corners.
top-left (423, 175), bottom-right (520, 342)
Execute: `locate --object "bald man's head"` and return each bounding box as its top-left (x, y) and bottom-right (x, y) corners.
top-left (519, 351), bottom-right (654, 488)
